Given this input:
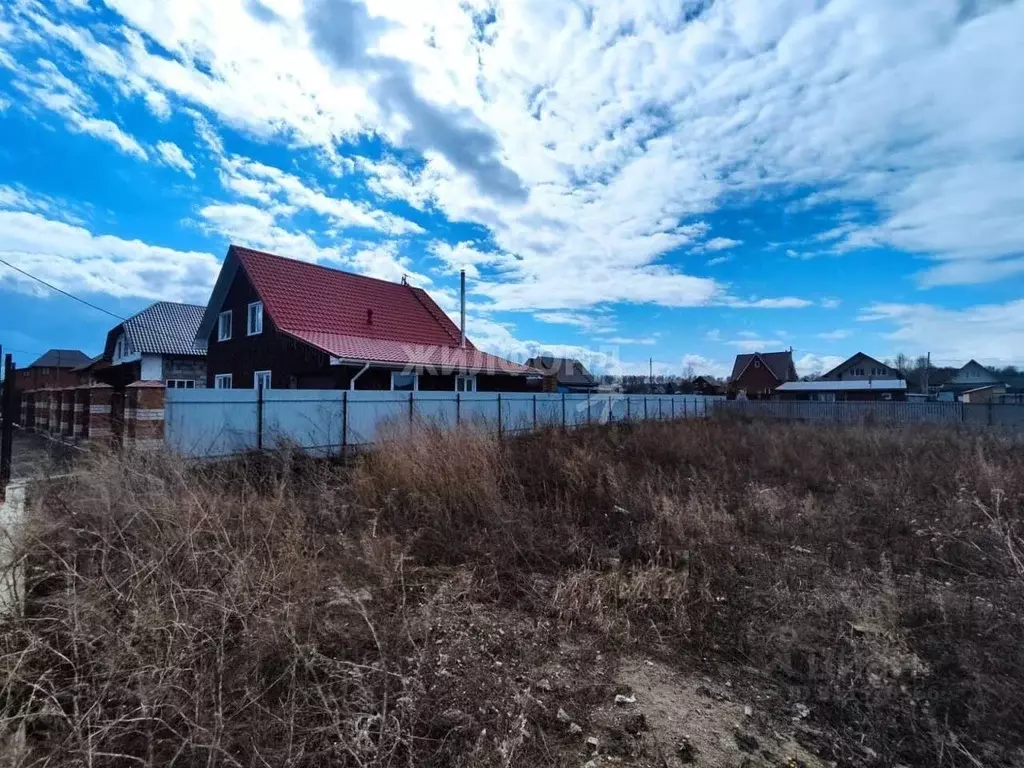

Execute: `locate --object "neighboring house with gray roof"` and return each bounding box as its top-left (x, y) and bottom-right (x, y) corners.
top-left (99, 302), bottom-right (207, 389)
top-left (526, 356), bottom-right (599, 393)
top-left (13, 349), bottom-right (92, 392)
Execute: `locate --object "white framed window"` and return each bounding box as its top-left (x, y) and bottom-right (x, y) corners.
top-left (753, 359), bottom-right (761, 368)
top-left (254, 370), bottom-right (272, 391)
top-left (114, 337), bottom-right (123, 359)
top-left (218, 310), bottom-right (233, 342)
top-left (247, 301), bottom-right (264, 336)
top-left (455, 375), bottom-right (477, 392)
top-left (215, 374), bottom-right (233, 389)
top-left (390, 371), bottom-right (418, 391)
top-left (165, 379), bottom-right (196, 389)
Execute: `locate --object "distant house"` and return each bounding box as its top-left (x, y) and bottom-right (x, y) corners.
top-left (98, 302), bottom-right (207, 389)
top-left (941, 360), bottom-right (1004, 399)
top-left (196, 246), bottom-right (538, 391)
top-left (820, 352), bottom-right (900, 382)
top-left (13, 349), bottom-right (91, 391)
top-left (775, 379), bottom-right (908, 402)
top-left (690, 375), bottom-right (724, 396)
top-left (728, 350), bottom-right (797, 399)
top-left (525, 356), bottom-right (598, 393)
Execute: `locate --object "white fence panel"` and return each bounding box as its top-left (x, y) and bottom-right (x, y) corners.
top-left (346, 392), bottom-right (410, 445)
top-left (165, 391), bottom-right (726, 458)
top-left (165, 390), bottom-right (259, 458)
top-left (262, 391), bottom-right (344, 455)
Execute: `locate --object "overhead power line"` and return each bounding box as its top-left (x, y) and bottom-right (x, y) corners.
top-left (0, 257), bottom-right (127, 322)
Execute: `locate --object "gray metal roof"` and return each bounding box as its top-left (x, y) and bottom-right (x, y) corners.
top-left (776, 379), bottom-right (907, 392)
top-left (28, 349), bottom-right (91, 369)
top-left (109, 302), bottom-right (207, 358)
top-left (525, 356), bottom-right (597, 386)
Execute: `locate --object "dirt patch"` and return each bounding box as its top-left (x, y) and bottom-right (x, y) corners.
top-left (570, 658), bottom-right (828, 768)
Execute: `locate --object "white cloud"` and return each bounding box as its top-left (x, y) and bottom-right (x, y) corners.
top-left (817, 329), bottom-right (852, 341)
top-left (681, 353), bottom-right (732, 380)
top-left (198, 202), bottom-right (340, 263)
top-left (821, 297), bottom-right (842, 309)
top-left (795, 353), bottom-right (847, 378)
top-left (8, 0), bottom-right (1024, 318)
top-left (727, 338), bottom-right (785, 352)
top-left (427, 240), bottom-right (514, 279)
top-left (0, 206), bottom-right (219, 303)
top-left (602, 336), bottom-right (657, 346)
top-left (706, 255), bottom-right (733, 266)
top-left (696, 237), bottom-right (743, 254)
top-left (725, 297), bottom-right (814, 309)
top-left (858, 300), bottom-right (1024, 366)
top-left (534, 311), bottom-right (616, 333)
top-left (218, 155), bottom-right (424, 235)
top-left (346, 241), bottom-right (430, 285)
top-left (10, 58), bottom-right (148, 159)
top-left (155, 140), bottom-right (195, 177)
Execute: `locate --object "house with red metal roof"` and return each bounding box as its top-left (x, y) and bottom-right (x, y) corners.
top-left (195, 246), bottom-right (539, 392)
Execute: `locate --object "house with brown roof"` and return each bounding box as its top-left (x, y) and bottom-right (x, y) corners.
top-left (195, 246), bottom-right (539, 392)
top-left (728, 350), bottom-right (797, 399)
top-left (820, 352), bottom-right (900, 382)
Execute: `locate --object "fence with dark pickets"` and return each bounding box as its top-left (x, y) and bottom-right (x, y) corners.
top-left (0, 351), bottom-right (16, 495)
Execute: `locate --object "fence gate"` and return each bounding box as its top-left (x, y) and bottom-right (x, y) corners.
top-left (0, 353), bottom-right (15, 493)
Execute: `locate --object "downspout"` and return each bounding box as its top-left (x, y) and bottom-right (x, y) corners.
top-left (349, 362), bottom-right (370, 391)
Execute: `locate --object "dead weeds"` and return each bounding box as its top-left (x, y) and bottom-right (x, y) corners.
top-left (1, 419), bottom-right (1023, 767)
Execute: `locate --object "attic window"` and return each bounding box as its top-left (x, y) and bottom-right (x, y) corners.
top-left (218, 310), bottom-right (233, 342)
top-left (247, 302), bottom-right (263, 336)
top-left (753, 359), bottom-right (761, 368)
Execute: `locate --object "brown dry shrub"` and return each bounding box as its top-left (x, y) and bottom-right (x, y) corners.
top-left (1, 419), bottom-right (1023, 767)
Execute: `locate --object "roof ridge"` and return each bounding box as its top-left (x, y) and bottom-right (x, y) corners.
top-left (232, 244), bottom-right (417, 291)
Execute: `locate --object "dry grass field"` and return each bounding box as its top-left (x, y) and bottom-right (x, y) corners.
top-left (1, 417), bottom-right (1022, 767)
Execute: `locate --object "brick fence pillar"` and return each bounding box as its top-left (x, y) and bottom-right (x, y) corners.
top-left (21, 391), bottom-right (31, 431)
top-left (88, 384), bottom-right (114, 444)
top-left (74, 386), bottom-right (90, 441)
top-left (62, 388), bottom-right (76, 439)
top-left (49, 390), bottom-right (61, 435)
top-left (126, 382), bottom-right (165, 450)
top-left (36, 390), bottom-right (49, 432)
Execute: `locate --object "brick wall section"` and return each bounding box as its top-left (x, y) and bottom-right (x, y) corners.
top-left (36, 391), bottom-right (49, 432)
top-left (74, 387), bottom-right (90, 440)
top-left (126, 382), bottom-right (165, 450)
top-left (49, 391), bottom-right (61, 435)
top-left (62, 388), bottom-right (76, 438)
top-left (89, 384), bottom-right (114, 442)
top-left (164, 357), bottom-right (207, 387)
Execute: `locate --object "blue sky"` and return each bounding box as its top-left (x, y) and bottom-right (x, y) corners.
top-left (1, 0), bottom-right (1022, 378)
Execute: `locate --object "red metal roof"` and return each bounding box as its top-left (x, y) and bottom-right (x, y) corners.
top-left (287, 331), bottom-right (536, 375)
top-left (232, 246), bottom-right (536, 375)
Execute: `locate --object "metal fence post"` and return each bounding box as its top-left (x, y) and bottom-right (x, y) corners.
top-left (341, 390), bottom-right (348, 458)
top-left (608, 395), bottom-right (613, 424)
top-left (533, 394), bottom-right (537, 431)
top-left (456, 392), bottom-right (461, 427)
top-left (644, 396), bottom-right (648, 420)
top-left (627, 396), bottom-right (631, 421)
top-left (409, 391), bottom-right (415, 424)
top-left (1, 354), bottom-right (14, 491)
top-left (256, 379), bottom-right (264, 452)
top-left (497, 392), bottom-right (503, 438)
top-left (684, 398), bottom-right (689, 419)
top-left (562, 392), bottom-right (566, 429)
top-left (659, 398), bottom-right (663, 420)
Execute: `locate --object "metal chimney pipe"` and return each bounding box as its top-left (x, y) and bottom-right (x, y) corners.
top-left (460, 269), bottom-right (466, 349)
